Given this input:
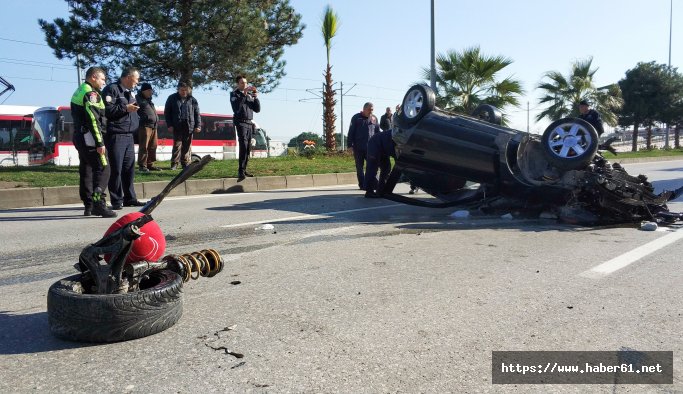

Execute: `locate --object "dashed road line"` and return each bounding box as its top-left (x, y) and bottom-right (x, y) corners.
top-left (579, 229), bottom-right (683, 279)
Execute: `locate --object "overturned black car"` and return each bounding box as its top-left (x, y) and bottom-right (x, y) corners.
top-left (382, 84), bottom-right (683, 225)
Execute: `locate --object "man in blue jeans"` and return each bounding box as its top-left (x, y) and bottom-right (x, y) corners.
top-left (347, 102), bottom-right (380, 190)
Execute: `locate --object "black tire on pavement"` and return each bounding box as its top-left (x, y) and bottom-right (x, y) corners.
top-left (541, 117), bottom-right (599, 171)
top-left (398, 84), bottom-right (436, 126)
top-left (191, 153), bottom-right (202, 163)
top-left (47, 269), bottom-right (183, 343)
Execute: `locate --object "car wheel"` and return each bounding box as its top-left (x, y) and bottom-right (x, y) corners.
top-left (541, 118), bottom-right (598, 170)
top-left (47, 269), bottom-right (183, 343)
top-left (398, 84), bottom-right (435, 125)
top-left (471, 104), bottom-right (502, 125)
top-left (191, 153), bottom-right (202, 163)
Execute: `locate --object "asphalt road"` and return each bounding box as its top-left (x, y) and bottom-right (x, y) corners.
top-left (0, 160), bottom-right (682, 393)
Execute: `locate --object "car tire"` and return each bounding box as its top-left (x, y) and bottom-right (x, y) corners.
top-left (47, 269), bottom-right (183, 343)
top-left (471, 104), bottom-right (502, 125)
top-left (541, 118), bottom-right (598, 170)
top-left (191, 153), bottom-right (202, 163)
top-left (398, 84), bottom-right (435, 126)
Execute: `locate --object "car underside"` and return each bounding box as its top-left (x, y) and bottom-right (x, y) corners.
top-left (381, 84), bottom-right (683, 226)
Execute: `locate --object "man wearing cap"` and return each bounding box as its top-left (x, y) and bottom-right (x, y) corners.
top-left (578, 100), bottom-right (604, 136)
top-left (136, 82), bottom-right (161, 173)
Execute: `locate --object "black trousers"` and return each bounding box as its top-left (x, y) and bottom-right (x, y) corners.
top-left (105, 133), bottom-right (137, 205)
top-left (74, 132), bottom-right (110, 207)
top-left (353, 148), bottom-right (367, 189)
top-left (236, 121), bottom-right (254, 176)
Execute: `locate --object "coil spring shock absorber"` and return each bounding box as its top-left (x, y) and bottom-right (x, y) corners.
top-left (161, 249), bottom-right (224, 282)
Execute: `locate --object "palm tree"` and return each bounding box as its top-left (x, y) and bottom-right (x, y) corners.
top-left (422, 46), bottom-right (523, 123)
top-left (321, 5), bottom-right (339, 151)
top-left (536, 58), bottom-right (623, 126)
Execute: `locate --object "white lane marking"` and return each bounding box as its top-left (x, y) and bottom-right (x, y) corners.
top-left (579, 229), bottom-right (683, 279)
top-left (220, 204), bottom-right (403, 229)
top-left (168, 184), bottom-right (356, 202)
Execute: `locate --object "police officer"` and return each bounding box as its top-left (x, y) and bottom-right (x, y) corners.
top-left (230, 75), bottom-right (260, 181)
top-left (347, 102), bottom-right (380, 190)
top-left (70, 66), bottom-right (116, 218)
top-left (364, 130), bottom-right (396, 198)
top-left (578, 99), bottom-right (605, 136)
top-left (103, 67), bottom-right (145, 210)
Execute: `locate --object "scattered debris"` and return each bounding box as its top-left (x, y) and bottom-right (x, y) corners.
top-left (230, 280), bottom-right (241, 285)
top-left (255, 224), bottom-right (274, 231)
top-left (205, 343), bottom-right (244, 358)
top-left (640, 221), bottom-right (658, 231)
top-left (449, 210), bottom-right (470, 218)
top-left (231, 362), bottom-right (246, 369)
top-left (566, 306), bottom-right (574, 309)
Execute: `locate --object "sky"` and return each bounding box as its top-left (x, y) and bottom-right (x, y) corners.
top-left (0, 0), bottom-right (681, 143)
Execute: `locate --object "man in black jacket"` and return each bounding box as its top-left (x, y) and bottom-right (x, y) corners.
top-left (164, 81), bottom-right (201, 170)
top-left (136, 82), bottom-right (160, 173)
top-left (347, 102), bottom-right (380, 190)
top-left (103, 67), bottom-right (144, 210)
top-left (230, 75), bottom-right (261, 181)
top-left (578, 99), bottom-right (605, 136)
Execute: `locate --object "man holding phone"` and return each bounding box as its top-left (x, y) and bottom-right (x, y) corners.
top-left (103, 66), bottom-right (145, 210)
top-left (230, 75), bottom-right (260, 181)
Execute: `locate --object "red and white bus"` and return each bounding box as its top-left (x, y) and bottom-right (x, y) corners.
top-left (21, 106), bottom-right (269, 166)
top-left (0, 105), bottom-right (40, 166)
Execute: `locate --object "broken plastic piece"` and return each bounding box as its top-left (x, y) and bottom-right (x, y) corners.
top-left (640, 221), bottom-right (658, 231)
top-left (255, 224), bottom-right (274, 230)
top-left (449, 210), bottom-right (470, 218)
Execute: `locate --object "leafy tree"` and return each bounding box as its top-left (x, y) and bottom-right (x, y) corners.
top-left (537, 57), bottom-right (623, 128)
top-left (321, 5), bottom-right (339, 151)
top-left (618, 62), bottom-right (683, 151)
top-left (422, 46), bottom-right (523, 124)
top-left (288, 132), bottom-right (321, 149)
top-left (38, 0), bottom-right (305, 91)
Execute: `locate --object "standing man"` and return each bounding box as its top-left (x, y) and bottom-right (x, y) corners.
top-left (578, 99), bottom-right (605, 136)
top-left (230, 75), bottom-right (261, 181)
top-left (103, 67), bottom-right (144, 210)
top-left (136, 82), bottom-right (161, 173)
top-left (164, 81), bottom-right (201, 170)
top-left (347, 102), bottom-right (380, 190)
top-left (379, 106), bottom-right (392, 132)
top-left (70, 66), bottom-right (116, 218)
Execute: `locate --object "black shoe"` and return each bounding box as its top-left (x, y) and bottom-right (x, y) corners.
top-left (112, 203), bottom-right (123, 210)
top-left (237, 174), bottom-right (246, 182)
top-left (364, 191), bottom-right (381, 198)
top-left (148, 166), bottom-right (162, 171)
top-left (182, 163), bottom-right (189, 169)
top-left (123, 200), bottom-right (146, 207)
top-left (170, 164), bottom-right (178, 170)
top-left (139, 166), bottom-right (150, 173)
top-left (93, 203), bottom-right (117, 218)
top-left (84, 207), bottom-right (92, 216)
top-left (244, 171), bottom-right (254, 177)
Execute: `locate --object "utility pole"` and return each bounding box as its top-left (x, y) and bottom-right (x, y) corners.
top-left (526, 101), bottom-right (530, 133)
top-left (430, 0), bottom-right (436, 91)
top-left (665, 0), bottom-right (673, 148)
top-left (338, 81), bottom-right (357, 150)
top-left (76, 54), bottom-right (83, 85)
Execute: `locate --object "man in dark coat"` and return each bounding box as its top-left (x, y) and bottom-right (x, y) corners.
top-left (578, 99), bottom-right (605, 136)
top-left (103, 66), bottom-right (144, 210)
top-left (347, 102), bottom-right (380, 190)
top-left (136, 82), bottom-right (160, 173)
top-left (364, 130), bottom-right (396, 198)
top-left (164, 81), bottom-right (201, 170)
top-left (230, 75), bottom-right (261, 181)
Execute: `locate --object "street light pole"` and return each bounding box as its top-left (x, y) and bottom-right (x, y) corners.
top-left (665, 0), bottom-right (673, 148)
top-left (430, 0), bottom-right (436, 91)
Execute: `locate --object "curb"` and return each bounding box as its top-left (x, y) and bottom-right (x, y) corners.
top-left (1, 155), bottom-right (681, 210)
top-left (0, 172), bottom-right (359, 210)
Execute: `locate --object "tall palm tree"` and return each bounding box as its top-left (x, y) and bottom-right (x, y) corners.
top-left (321, 5), bottom-right (339, 151)
top-left (423, 46), bottom-right (523, 122)
top-left (536, 58), bottom-right (623, 126)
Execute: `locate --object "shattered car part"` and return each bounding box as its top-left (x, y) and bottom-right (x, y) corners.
top-left (382, 84), bottom-right (683, 225)
top-left (47, 156), bottom-right (226, 343)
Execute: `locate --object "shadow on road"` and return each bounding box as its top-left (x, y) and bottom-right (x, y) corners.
top-left (0, 311), bottom-right (91, 354)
